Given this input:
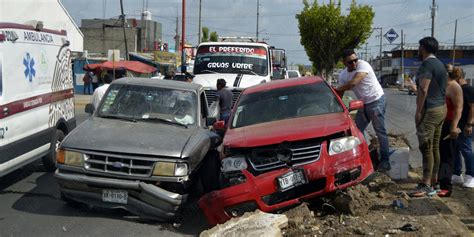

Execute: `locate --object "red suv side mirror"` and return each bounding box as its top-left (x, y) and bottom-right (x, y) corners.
top-left (213, 120), bottom-right (226, 131)
top-left (349, 100), bottom-right (364, 111)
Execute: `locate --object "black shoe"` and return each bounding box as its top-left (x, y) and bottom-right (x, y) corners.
top-left (377, 160), bottom-right (391, 172)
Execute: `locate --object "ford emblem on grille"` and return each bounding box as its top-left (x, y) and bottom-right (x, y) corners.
top-left (276, 148), bottom-right (293, 165)
top-left (112, 161), bottom-right (124, 168)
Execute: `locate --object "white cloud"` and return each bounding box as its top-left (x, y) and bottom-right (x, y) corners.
top-left (407, 13), bottom-right (429, 22)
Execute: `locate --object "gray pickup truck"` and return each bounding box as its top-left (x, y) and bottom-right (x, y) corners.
top-left (55, 78), bottom-right (221, 221)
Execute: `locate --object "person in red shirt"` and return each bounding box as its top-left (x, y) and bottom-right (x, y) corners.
top-left (437, 66), bottom-right (463, 197)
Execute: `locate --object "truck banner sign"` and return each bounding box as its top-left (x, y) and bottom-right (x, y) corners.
top-left (197, 45), bottom-right (267, 59)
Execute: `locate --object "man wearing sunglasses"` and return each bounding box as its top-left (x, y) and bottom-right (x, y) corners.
top-left (336, 49), bottom-right (390, 172)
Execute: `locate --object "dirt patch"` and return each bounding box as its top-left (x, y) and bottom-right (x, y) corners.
top-left (332, 185), bottom-right (372, 216)
top-left (280, 172), bottom-right (473, 236)
top-left (370, 133), bottom-right (411, 149)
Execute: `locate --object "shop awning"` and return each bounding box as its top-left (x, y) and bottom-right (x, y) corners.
top-left (83, 60), bottom-right (157, 73)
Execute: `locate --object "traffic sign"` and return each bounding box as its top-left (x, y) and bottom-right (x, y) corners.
top-left (384, 28), bottom-right (399, 44)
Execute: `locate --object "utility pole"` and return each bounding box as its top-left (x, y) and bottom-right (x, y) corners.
top-left (198, 0), bottom-right (202, 44)
top-left (373, 27), bottom-right (383, 79)
top-left (175, 10), bottom-right (179, 53)
top-left (119, 0), bottom-right (129, 60)
top-left (452, 19), bottom-right (457, 65)
top-left (181, 0), bottom-right (186, 71)
top-left (431, 0), bottom-right (436, 38)
top-left (400, 29), bottom-right (404, 88)
top-left (365, 43), bottom-right (368, 61)
top-left (256, 0), bottom-right (260, 41)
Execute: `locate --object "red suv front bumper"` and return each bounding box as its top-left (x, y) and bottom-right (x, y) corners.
top-left (198, 142), bottom-right (373, 225)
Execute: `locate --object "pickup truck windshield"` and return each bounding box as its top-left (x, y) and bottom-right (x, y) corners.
top-left (231, 82), bottom-right (344, 128)
top-left (98, 84), bottom-right (198, 126)
top-left (193, 45), bottom-right (269, 76)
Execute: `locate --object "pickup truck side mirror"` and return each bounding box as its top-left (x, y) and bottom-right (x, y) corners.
top-left (206, 117), bottom-right (217, 127)
top-left (85, 103), bottom-right (95, 114)
top-left (349, 100), bottom-right (364, 111)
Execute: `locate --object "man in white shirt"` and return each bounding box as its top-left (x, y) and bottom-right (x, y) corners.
top-left (336, 49), bottom-right (390, 171)
top-left (91, 74), bottom-right (113, 110)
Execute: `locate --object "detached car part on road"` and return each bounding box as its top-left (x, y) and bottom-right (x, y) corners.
top-left (55, 78), bottom-right (221, 221)
top-left (198, 77), bottom-right (374, 225)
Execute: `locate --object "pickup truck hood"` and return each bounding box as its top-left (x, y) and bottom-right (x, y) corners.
top-left (224, 113), bottom-right (351, 148)
top-left (193, 73), bottom-right (267, 89)
top-left (62, 117), bottom-right (199, 158)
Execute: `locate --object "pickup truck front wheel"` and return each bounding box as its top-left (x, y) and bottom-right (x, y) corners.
top-left (199, 150), bottom-right (220, 193)
top-left (42, 129), bottom-right (65, 172)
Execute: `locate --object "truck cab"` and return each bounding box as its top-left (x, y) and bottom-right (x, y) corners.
top-left (192, 40), bottom-right (273, 105)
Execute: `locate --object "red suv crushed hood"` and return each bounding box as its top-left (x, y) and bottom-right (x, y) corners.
top-left (224, 112), bottom-right (351, 148)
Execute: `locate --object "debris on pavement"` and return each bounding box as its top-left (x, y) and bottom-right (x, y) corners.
top-left (200, 163), bottom-right (473, 236)
top-left (200, 210), bottom-right (288, 237)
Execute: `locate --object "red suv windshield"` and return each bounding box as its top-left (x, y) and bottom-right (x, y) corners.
top-left (231, 82), bottom-right (344, 128)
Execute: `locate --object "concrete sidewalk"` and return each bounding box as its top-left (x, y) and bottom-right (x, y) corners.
top-left (74, 94), bottom-right (92, 108)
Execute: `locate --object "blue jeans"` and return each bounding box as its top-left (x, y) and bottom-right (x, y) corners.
top-left (453, 131), bottom-right (474, 176)
top-left (220, 111), bottom-right (231, 125)
top-left (355, 95), bottom-right (390, 162)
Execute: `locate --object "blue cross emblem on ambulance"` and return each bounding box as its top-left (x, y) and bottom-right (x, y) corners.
top-left (23, 52), bottom-right (36, 82)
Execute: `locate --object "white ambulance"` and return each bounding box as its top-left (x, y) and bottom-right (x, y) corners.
top-left (0, 21), bottom-right (75, 176)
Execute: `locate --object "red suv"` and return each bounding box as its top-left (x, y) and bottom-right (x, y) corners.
top-left (198, 76), bottom-right (374, 225)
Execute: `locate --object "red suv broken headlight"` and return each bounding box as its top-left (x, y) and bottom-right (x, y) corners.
top-left (328, 136), bottom-right (361, 155)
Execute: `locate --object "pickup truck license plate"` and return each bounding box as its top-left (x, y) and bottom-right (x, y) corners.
top-left (278, 169), bottom-right (307, 192)
top-left (102, 190), bottom-right (128, 204)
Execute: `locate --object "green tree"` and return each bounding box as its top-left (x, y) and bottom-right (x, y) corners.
top-left (297, 64), bottom-right (305, 75)
top-left (210, 31), bottom-right (219, 42)
top-left (297, 0), bottom-right (374, 79)
top-left (201, 27), bottom-right (209, 42)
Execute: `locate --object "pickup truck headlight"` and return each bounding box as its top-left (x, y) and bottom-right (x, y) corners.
top-left (329, 136), bottom-right (361, 156)
top-left (221, 156), bottom-right (247, 173)
top-left (57, 149), bottom-right (84, 167)
top-left (152, 162), bottom-right (188, 176)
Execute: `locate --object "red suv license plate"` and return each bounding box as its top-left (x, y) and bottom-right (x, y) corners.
top-left (277, 169), bottom-right (307, 192)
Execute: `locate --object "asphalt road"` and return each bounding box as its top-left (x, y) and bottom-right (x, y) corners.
top-left (0, 89), bottom-right (470, 236)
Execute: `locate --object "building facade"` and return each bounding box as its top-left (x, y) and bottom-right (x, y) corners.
top-left (80, 18), bottom-right (162, 57)
top-left (372, 44), bottom-right (474, 86)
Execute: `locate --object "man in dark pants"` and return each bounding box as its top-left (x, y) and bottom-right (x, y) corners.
top-left (453, 68), bottom-right (474, 188)
top-left (411, 37), bottom-right (447, 197)
top-left (215, 79), bottom-right (233, 125)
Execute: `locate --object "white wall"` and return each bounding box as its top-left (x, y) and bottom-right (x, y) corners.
top-left (0, 0), bottom-right (83, 52)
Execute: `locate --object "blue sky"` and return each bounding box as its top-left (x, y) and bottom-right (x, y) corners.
top-left (62, 0), bottom-right (474, 65)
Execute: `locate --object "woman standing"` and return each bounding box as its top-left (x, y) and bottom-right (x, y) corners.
top-left (437, 67), bottom-right (463, 197)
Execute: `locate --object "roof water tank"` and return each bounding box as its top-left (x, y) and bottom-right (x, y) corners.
top-left (142, 11), bottom-right (152, 21)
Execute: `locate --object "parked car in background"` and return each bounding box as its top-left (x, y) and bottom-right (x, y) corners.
top-left (55, 78), bottom-right (222, 221)
top-left (199, 77), bottom-right (374, 225)
top-left (286, 70), bottom-right (301, 78)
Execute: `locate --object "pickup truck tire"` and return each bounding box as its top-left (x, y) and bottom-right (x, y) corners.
top-left (42, 129), bottom-right (65, 172)
top-left (200, 150), bottom-right (220, 192)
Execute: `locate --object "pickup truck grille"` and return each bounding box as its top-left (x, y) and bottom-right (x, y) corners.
top-left (205, 89), bottom-right (241, 106)
top-left (84, 155), bottom-right (155, 177)
top-left (248, 142), bottom-right (322, 172)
